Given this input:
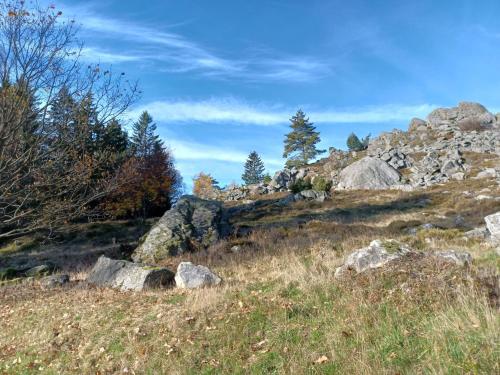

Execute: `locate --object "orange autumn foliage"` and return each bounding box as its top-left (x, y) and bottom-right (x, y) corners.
top-left (103, 147), bottom-right (180, 218)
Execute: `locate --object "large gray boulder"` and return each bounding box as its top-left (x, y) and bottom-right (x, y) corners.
top-left (485, 212), bottom-right (500, 241)
top-left (87, 256), bottom-right (174, 291)
top-left (132, 196), bottom-right (227, 263)
top-left (174, 262), bottom-right (222, 289)
top-left (337, 157), bottom-right (402, 190)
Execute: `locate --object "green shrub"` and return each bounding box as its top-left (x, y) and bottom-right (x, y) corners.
top-left (312, 177), bottom-right (332, 192)
top-left (347, 132), bottom-right (370, 151)
top-left (263, 173), bottom-right (272, 184)
top-left (290, 178), bottom-right (312, 193)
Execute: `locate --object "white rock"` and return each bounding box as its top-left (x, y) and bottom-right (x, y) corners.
top-left (337, 157), bottom-right (402, 190)
top-left (433, 251), bottom-right (472, 266)
top-left (485, 212), bottom-right (500, 240)
top-left (475, 168), bottom-right (497, 179)
top-left (175, 262), bottom-right (221, 289)
top-left (334, 240), bottom-right (410, 277)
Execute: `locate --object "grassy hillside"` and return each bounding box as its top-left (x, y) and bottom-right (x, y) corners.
top-left (1, 177), bottom-right (499, 374)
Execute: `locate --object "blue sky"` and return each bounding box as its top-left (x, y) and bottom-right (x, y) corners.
top-left (60, 0), bottom-right (500, 189)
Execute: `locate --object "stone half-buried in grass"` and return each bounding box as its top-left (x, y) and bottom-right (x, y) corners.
top-left (40, 274), bottom-right (69, 289)
top-left (334, 239), bottom-right (473, 278)
top-left (86, 256), bottom-right (175, 292)
top-left (174, 262), bottom-right (222, 289)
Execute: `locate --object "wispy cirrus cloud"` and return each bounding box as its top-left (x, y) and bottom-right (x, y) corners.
top-left (60, 2), bottom-right (329, 81)
top-left (128, 98), bottom-right (437, 126)
top-left (78, 47), bottom-right (145, 63)
top-left (128, 98), bottom-right (287, 126)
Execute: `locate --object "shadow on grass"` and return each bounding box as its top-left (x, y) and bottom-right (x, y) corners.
top-left (230, 193), bottom-right (432, 232)
top-left (0, 220), bottom-right (153, 272)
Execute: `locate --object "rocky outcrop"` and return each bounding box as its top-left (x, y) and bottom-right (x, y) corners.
top-left (427, 102), bottom-right (497, 128)
top-left (335, 240), bottom-right (472, 278)
top-left (87, 256), bottom-right (174, 291)
top-left (174, 262), bottom-right (221, 289)
top-left (269, 168), bottom-right (303, 192)
top-left (132, 196), bottom-right (228, 263)
top-left (369, 147), bottom-right (412, 169)
top-left (196, 102), bottom-right (498, 200)
top-left (409, 149), bottom-right (468, 187)
top-left (408, 118), bottom-right (428, 132)
top-left (337, 157), bottom-right (403, 190)
top-left (218, 184), bottom-right (249, 201)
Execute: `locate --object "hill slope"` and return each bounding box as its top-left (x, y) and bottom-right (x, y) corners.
top-left (1, 172), bottom-right (499, 374)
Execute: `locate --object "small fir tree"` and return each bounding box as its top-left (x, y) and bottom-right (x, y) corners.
top-left (283, 109), bottom-right (325, 168)
top-left (346, 132), bottom-right (370, 151)
top-left (242, 151), bottom-right (265, 185)
top-left (263, 173), bottom-right (272, 185)
top-left (131, 111), bottom-right (160, 157)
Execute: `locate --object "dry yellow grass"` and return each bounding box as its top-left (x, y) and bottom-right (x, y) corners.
top-left (1, 175), bottom-right (499, 374)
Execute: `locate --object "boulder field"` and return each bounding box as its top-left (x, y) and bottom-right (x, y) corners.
top-left (208, 101), bottom-right (499, 201)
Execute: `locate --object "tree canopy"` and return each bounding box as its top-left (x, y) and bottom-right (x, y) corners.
top-left (283, 110), bottom-right (325, 168)
top-left (346, 132), bottom-right (370, 151)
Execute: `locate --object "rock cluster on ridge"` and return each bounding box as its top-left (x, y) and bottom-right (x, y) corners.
top-left (216, 101), bottom-right (499, 200)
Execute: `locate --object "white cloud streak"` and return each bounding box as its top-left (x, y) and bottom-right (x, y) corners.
top-left (78, 47), bottom-right (144, 63)
top-left (60, 3), bottom-right (329, 81)
top-left (167, 138), bottom-right (284, 167)
top-left (129, 98), bottom-right (437, 126)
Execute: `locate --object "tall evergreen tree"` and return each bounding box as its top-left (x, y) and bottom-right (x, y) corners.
top-left (131, 111), bottom-right (160, 157)
top-left (242, 151), bottom-right (265, 185)
top-left (283, 109), bottom-right (325, 168)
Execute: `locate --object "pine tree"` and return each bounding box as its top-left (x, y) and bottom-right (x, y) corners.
top-left (283, 109), bottom-right (325, 168)
top-left (131, 111), bottom-right (160, 158)
top-left (346, 132), bottom-right (370, 151)
top-left (242, 151), bottom-right (265, 185)
top-left (346, 133), bottom-right (362, 151)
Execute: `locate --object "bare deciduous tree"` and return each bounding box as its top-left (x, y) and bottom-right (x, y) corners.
top-left (0, 1), bottom-right (140, 239)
